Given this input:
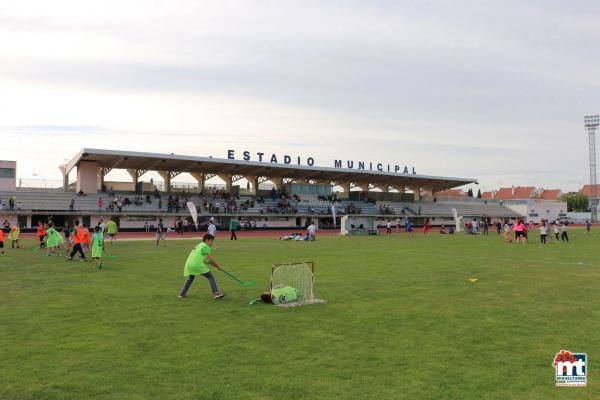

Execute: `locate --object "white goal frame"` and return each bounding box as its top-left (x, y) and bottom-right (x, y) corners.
top-left (270, 261), bottom-right (326, 307)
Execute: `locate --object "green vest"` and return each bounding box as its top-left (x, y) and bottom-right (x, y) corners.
top-left (271, 286), bottom-right (299, 304)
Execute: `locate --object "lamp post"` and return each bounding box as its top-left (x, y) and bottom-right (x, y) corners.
top-left (585, 115), bottom-right (600, 222)
top-left (32, 173), bottom-right (47, 188)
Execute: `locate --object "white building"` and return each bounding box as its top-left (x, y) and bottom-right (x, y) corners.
top-left (504, 199), bottom-right (567, 223)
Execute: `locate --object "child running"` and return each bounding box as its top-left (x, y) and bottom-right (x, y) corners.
top-left (503, 221), bottom-right (511, 242)
top-left (539, 219), bottom-right (549, 245)
top-left (82, 224), bottom-right (92, 253)
top-left (0, 226), bottom-right (5, 255)
top-left (67, 220), bottom-right (86, 261)
top-left (423, 218), bottom-right (431, 235)
top-left (91, 226), bottom-right (104, 269)
top-left (178, 234), bottom-right (226, 299)
top-left (156, 218), bottom-right (166, 247)
top-left (37, 221), bottom-right (46, 249)
top-left (561, 222), bottom-right (569, 242)
top-left (8, 222), bottom-right (20, 249)
top-left (106, 217), bottom-right (118, 246)
top-left (553, 220), bottom-right (560, 242)
top-left (45, 223), bottom-right (65, 256)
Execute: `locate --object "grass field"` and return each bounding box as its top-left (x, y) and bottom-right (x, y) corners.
top-left (1, 229), bottom-right (599, 399)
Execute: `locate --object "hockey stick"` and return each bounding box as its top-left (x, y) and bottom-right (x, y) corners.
top-left (219, 268), bottom-right (256, 287)
top-left (248, 298), bottom-right (262, 305)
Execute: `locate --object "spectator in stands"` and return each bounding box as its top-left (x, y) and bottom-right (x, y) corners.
top-left (69, 198), bottom-right (75, 211)
top-left (2, 220), bottom-right (9, 229)
top-left (109, 187), bottom-right (115, 197)
top-left (77, 190), bottom-right (86, 196)
top-left (117, 198), bottom-right (123, 213)
top-left (9, 196), bottom-right (15, 210)
top-left (146, 194), bottom-right (152, 204)
top-left (158, 199), bottom-right (163, 210)
top-left (97, 197), bottom-right (104, 212)
top-left (154, 188), bottom-right (160, 198)
top-left (0, 197), bottom-right (3, 210)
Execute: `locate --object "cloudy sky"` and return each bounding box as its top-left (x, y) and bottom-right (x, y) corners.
top-left (1, 0), bottom-right (599, 192)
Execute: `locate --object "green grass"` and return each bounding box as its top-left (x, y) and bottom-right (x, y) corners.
top-left (1, 230), bottom-right (599, 399)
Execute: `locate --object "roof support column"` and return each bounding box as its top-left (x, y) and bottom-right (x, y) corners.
top-left (158, 171), bottom-right (172, 193)
top-left (76, 161), bottom-right (99, 194)
top-left (127, 169), bottom-right (139, 186)
top-left (245, 176), bottom-right (259, 195)
top-left (59, 164), bottom-right (69, 192)
top-left (413, 188), bottom-right (421, 201)
top-left (191, 173), bottom-right (206, 193)
top-left (218, 174), bottom-right (233, 193)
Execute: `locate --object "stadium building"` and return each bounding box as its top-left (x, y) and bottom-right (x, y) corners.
top-left (0, 149), bottom-right (521, 231)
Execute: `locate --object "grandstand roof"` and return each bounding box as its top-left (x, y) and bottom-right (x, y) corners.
top-left (65, 148), bottom-right (477, 191)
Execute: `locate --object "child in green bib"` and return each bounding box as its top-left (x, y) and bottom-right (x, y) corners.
top-left (178, 234), bottom-right (226, 300)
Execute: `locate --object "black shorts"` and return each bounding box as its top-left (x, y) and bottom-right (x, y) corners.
top-left (0, 241), bottom-right (3, 248)
top-left (516, 231), bottom-right (525, 238)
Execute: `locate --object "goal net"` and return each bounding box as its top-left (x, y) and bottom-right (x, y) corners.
top-left (340, 215), bottom-right (378, 235)
top-left (270, 262), bottom-right (325, 307)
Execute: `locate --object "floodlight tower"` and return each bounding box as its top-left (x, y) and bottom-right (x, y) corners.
top-left (585, 115), bottom-right (600, 222)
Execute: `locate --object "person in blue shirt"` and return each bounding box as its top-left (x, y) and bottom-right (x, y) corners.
top-left (404, 218), bottom-right (414, 238)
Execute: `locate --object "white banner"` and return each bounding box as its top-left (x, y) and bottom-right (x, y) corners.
top-left (331, 203), bottom-right (337, 228)
top-left (187, 201), bottom-right (198, 225)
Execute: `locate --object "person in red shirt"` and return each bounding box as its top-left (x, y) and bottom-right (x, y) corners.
top-left (37, 221), bottom-right (46, 249)
top-left (0, 227), bottom-right (5, 255)
top-left (423, 218), bottom-right (431, 235)
top-left (67, 220), bottom-right (86, 261)
top-left (82, 224), bottom-right (92, 252)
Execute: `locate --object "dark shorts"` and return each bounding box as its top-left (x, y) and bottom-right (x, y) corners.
top-left (0, 241), bottom-right (3, 248)
top-left (516, 231), bottom-right (525, 238)
top-left (108, 233), bottom-right (116, 238)
top-left (39, 236), bottom-right (44, 242)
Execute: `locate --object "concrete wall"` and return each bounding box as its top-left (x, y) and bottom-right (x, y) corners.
top-left (0, 161), bottom-right (17, 191)
top-left (77, 161), bottom-right (99, 194)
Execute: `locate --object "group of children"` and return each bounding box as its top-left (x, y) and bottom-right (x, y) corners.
top-left (1, 217), bottom-right (119, 270)
top-left (502, 218), bottom-right (570, 244)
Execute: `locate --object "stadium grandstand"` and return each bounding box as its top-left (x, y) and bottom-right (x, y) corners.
top-left (0, 149), bottom-right (522, 231)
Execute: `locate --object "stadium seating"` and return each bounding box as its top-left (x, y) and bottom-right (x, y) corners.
top-left (0, 190), bottom-right (520, 219)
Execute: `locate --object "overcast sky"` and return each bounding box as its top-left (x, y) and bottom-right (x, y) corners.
top-left (1, 0), bottom-right (599, 193)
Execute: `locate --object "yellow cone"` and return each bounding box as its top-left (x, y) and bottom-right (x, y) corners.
top-left (468, 278), bottom-right (478, 283)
